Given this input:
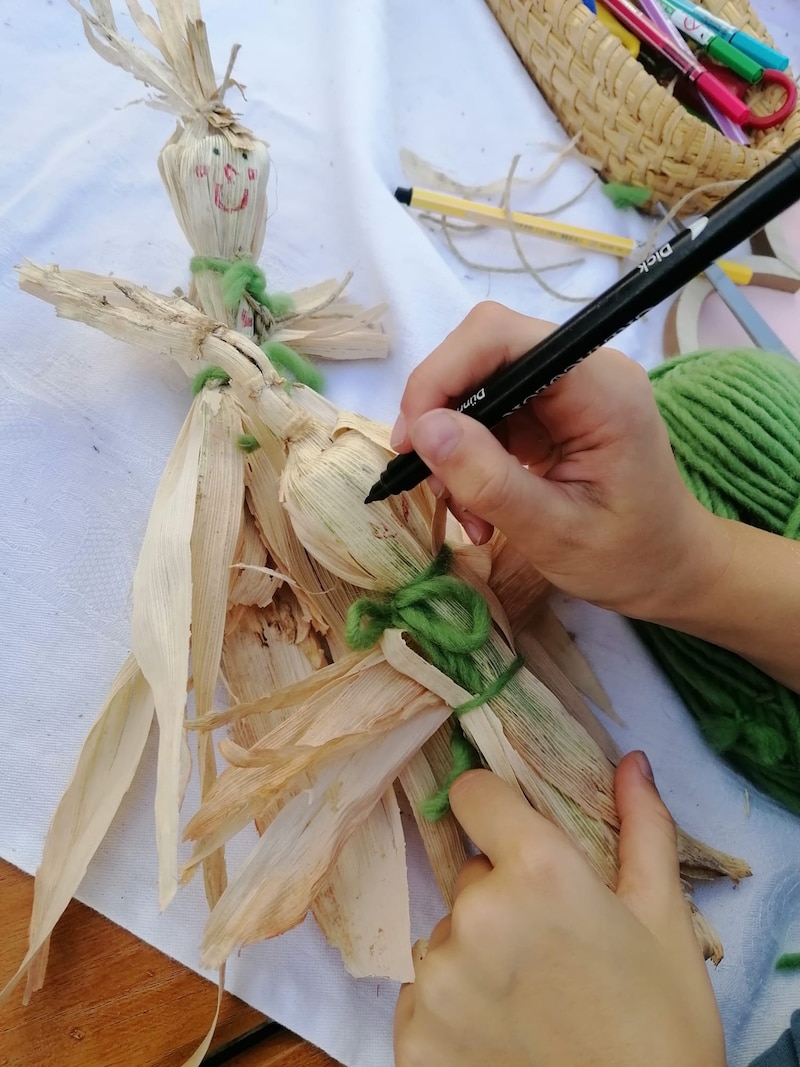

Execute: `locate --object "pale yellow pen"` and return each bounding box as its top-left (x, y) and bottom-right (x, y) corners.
top-left (395, 186), bottom-right (753, 286)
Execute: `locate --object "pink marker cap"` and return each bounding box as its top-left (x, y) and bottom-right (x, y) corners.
top-left (695, 71), bottom-right (751, 124)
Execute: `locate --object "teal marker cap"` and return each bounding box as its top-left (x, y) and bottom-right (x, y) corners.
top-left (706, 36), bottom-right (763, 84)
top-left (729, 30), bottom-right (789, 72)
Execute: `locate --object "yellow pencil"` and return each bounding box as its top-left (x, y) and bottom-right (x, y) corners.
top-left (395, 186), bottom-right (753, 286)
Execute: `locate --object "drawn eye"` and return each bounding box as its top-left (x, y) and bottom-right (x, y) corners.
top-left (212, 147), bottom-right (220, 156)
top-left (242, 151), bottom-right (249, 160)
top-left (247, 168), bottom-right (257, 180)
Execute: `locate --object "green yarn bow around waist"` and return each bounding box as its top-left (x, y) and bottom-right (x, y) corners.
top-left (346, 545), bottom-right (491, 692)
top-left (346, 544), bottom-right (522, 819)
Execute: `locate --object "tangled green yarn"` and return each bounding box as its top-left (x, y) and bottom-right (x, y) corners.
top-left (346, 545), bottom-right (491, 687)
top-left (190, 257), bottom-right (324, 392)
top-left (346, 544), bottom-right (522, 819)
top-left (641, 348), bottom-right (800, 813)
top-left (190, 256), bottom-right (294, 318)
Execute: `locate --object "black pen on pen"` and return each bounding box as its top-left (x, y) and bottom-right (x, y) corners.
top-left (365, 140), bottom-right (800, 505)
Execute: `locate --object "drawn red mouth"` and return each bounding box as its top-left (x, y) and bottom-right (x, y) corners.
top-left (214, 184), bottom-right (250, 213)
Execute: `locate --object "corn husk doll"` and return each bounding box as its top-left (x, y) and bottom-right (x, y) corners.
top-left (3, 0), bottom-right (750, 1059)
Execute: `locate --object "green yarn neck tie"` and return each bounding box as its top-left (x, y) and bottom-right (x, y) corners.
top-left (346, 544), bottom-right (523, 819)
top-left (190, 255), bottom-right (294, 318)
top-left (644, 348), bottom-right (800, 814)
top-left (190, 256), bottom-right (324, 392)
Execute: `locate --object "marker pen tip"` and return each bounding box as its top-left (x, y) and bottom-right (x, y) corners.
top-left (364, 482), bottom-right (389, 504)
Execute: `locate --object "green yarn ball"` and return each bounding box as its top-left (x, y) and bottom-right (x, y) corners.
top-left (639, 348), bottom-right (800, 813)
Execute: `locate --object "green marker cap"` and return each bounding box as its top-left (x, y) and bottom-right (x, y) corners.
top-left (706, 36), bottom-right (764, 84)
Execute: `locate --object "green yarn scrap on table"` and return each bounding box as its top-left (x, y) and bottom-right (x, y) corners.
top-left (601, 182), bottom-right (654, 209)
top-left (639, 348), bottom-right (800, 814)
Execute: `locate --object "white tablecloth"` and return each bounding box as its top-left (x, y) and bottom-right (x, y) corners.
top-left (1, 2), bottom-right (799, 1065)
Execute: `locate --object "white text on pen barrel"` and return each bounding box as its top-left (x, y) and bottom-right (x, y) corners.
top-left (503, 363), bottom-right (582, 417)
top-left (458, 277), bottom-right (671, 420)
top-left (458, 387), bottom-right (486, 411)
top-left (637, 242), bottom-right (673, 273)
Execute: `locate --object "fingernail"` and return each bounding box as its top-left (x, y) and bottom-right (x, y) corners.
top-left (411, 410), bottom-right (461, 465)
top-left (390, 413), bottom-right (408, 451)
top-left (412, 938), bottom-right (429, 963)
top-left (634, 750), bottom-right (655, 783)
top-left (462, 513), bottom-right (489, 546)
top-left (426, 474), bottom-right (446, 499)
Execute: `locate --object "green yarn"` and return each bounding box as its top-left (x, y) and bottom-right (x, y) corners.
top-left (601, 182), bottom-right (654, 209)
top-left (420, 654), bottom-right (524, 820)
top-left (776, 953), bottom-right (800, 972)
top-left (192, 365), bottom-right (230, 395)
top-left (451, 655), bottom-right (525, 715)
top-left (236, 434), bottom-right (260, 453)
top-left (345, 544), bottom-right (522, 819)
top-left (189, 256), bottom-right (323, 393)
top-left (346, 544), bottom-right (491, 695)
top-left (639, 348), bottom-right (800, 814)
top-left (190, 256), bottom-right (294, 318)
top-left (419, 725), bottom-right (482, 821)
top-left (261, 340), bottom-right (325, 393)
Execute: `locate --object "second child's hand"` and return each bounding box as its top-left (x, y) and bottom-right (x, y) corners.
top-left (394, 757), bottom-right (726, 1067)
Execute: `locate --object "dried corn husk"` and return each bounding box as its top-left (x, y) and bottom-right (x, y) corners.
top-left (0, 655), bottom-right (153, 1005)
top-left (199, 702), bottom-right (449, 967)
top-left (311, 787), bottom-right (414, 981)
top-left (191, 384), bottom-right (245, 721)
top-left (398, 727), bottom-right (469, 910)
top-left (131, 391), bottom-right (205, 908)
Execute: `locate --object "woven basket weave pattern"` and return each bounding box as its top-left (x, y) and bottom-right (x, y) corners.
top-left (486, 0), bottom-right (800, 210)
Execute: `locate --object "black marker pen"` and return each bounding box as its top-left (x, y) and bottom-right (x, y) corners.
top-left (366, 140), bottom-right (800, 504)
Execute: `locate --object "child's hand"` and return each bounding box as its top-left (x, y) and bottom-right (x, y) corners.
top-left (393, 756), bottom-right (726, 1067)
top-left (391, 302), bottom-right (722, 621)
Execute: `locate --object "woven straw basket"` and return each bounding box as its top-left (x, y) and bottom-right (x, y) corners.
top-left (486, 0), bottom-right (800, 211)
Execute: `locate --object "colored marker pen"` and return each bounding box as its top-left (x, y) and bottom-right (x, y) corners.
top-left (598, 0), bottom-right (750, 122)
top-left (637, 0), bottom-right (748, 143)
top-left (657, 0), bottom-right (764, 83)
top-left (365, 142), bottom-right (800, 503)
top-left (660, 0), bottom-right (789, 70)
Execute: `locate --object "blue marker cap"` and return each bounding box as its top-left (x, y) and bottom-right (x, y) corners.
top-left (582, 0), bottom-right (597, 12)
top-left (729, 30), bottom-right (789, 72)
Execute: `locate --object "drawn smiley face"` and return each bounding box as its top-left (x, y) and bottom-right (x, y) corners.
top-left (193, 139), bottom-right (267, 214)
top-left (159, 129), bottom-right (271, 256)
